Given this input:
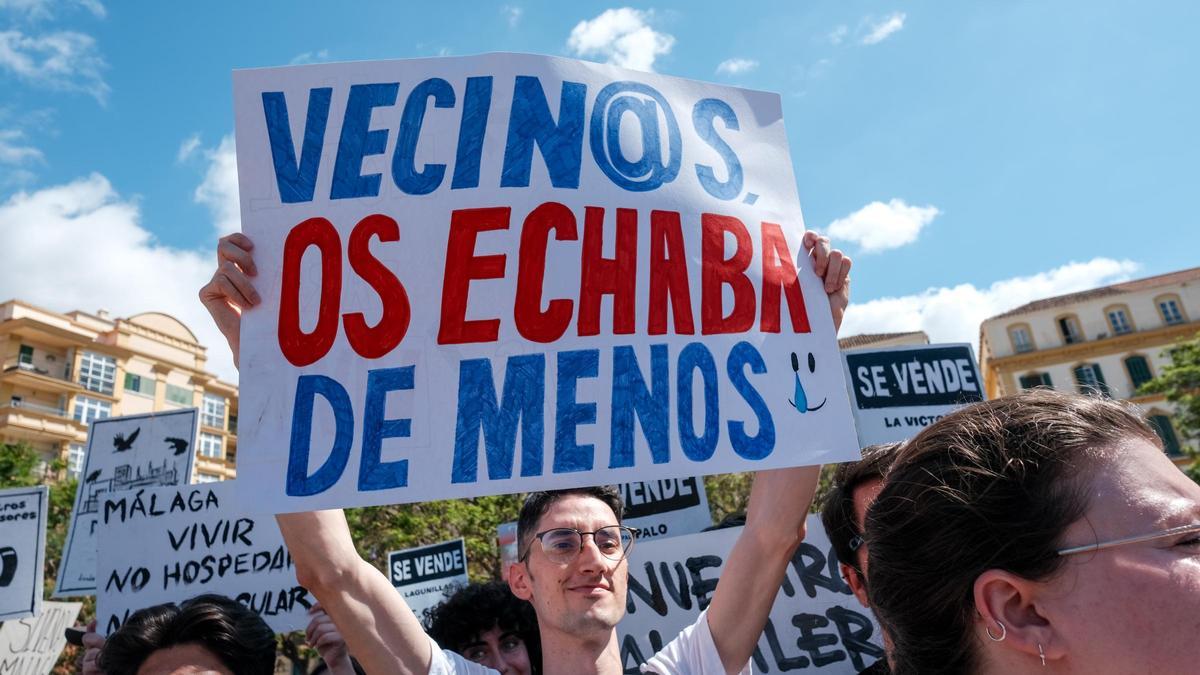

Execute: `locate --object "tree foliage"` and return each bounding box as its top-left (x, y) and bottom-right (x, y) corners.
top-left (1139, 332), bottom-right (1200, 480)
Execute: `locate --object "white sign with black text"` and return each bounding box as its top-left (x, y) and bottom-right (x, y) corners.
top-left (388, 538), bottom-right (469, 623)
top-left (842, 343), bottom-right (984, 446)
top-left (56, 409), bottom-right (198, 597)
top-left (0, 486), bottom-right (48, 621)
top-left (618, 477), bottom-right (711, 540)
top-left (0, 600), bottom-right (83, 675)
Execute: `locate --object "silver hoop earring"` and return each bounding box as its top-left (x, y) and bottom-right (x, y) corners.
top-left (985, 620), bottom-right (1007, 642)
top-left (1038, 643), bottom-right (1046, 667)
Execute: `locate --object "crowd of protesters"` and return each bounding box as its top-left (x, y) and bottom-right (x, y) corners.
top-left (69, 229), bottom-right (1200, 675)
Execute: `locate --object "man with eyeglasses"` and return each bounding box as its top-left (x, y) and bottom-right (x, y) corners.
top-left (201, 230), bottom-right (852, 675)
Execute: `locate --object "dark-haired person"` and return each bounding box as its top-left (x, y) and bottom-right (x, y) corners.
top-left (819, 443), bottom-right (899, 674)
top-left (426, 581), bottom-right (540, 675)
top-left (866, 389), bottom-right (1200, 675)
top-left (97, 593), bottom-right (276, 675)
top-left (199, 230), bottom-right (852, 674)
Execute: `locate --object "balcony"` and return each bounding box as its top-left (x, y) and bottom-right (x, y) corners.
top-left (0, 401), bottom-right (85, 443)
top-left (0, 359), bottom-right (83, 394)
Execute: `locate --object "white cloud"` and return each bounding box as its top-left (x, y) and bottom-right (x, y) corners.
top-left (502, 4), bottom-right (522, 27)
top-left (176, 132), bottom-right (200, 163)
top-left (0, 174), bottom-right (238, 381)
top-left (567, 8), bottom-right (674, 72)
top-left (828, 24), bottom-right (848, 45)
top-left (289, 49), bottom-right (330, 66)
top-left (827, 199), bottom-right (939, 253)
top-left (0, 0), bottom-right (105, 21)
top-left (716, 58), bottom-right (758, 76)
top-left (860, 12), bottom-right (906, 45)
top-left (0, 128), bottom-right (43, 164)
top-left (841, 258), bottom-right (1142, 348)
top-left (193, 134), bottom-right (240, 237)
top-left (0, 29), bottom-right (108, 102)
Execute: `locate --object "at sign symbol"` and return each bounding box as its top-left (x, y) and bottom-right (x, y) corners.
top-left (589, 81), bottom-right (682, 192)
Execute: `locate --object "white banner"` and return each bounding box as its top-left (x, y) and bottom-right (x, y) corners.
top-left (56, 409), bottom-right (198, 597)
top-left (842, 343), bottom-right (984, 447)
top-left (233, 52), bottom-right (858, 513)
top-left (387, 538), bottom-right (469, 623)
top-left (0, 600), bottom-right (82, 675)
top-left (0, 486), bottom-right (48, 621)
top-left (618, 517), bottom-right (884, 673)
top-left (95, 482), bottom-right (313, 635)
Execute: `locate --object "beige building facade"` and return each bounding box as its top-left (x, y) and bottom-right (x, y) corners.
top-left (979, 267), bottom-right (1200, 459)
top-left (0, 299), bottom-right (237, 482)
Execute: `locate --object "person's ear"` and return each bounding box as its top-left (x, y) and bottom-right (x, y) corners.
top-left (974, 569), bottom-right (1064, 667)
top-left (509, 561), bottom-right (534, 601)
top-left (840, 562), bottom-right (870, 609)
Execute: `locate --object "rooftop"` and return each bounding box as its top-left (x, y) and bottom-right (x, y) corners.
top-left (985, 266), bottom-right (1200, 322)
top-left (838, 331), bottom-right (929, 350)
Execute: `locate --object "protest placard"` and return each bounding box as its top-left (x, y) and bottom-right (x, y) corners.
top-left (95, 481), bottom-right (313, 635)
top-left (0, 486), bottom-right (48, 621)
top-left (618, 516), bottom-right (884, 673)
top-left (842, 343), bottom-right (984, 446)
top-left (387, 538), bottom-right (469, 622)
top-left (232, 52), bottom-right (859, 513)
top-left (56, 409), bottom-right (198, 597)
top-left (0, 600), bottom-right (82, 675)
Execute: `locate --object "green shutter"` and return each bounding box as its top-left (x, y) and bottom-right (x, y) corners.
top-left (1125, 356), bottom-right (1153, 391)
top-left (1149, 415), bottom-right (1182, 457)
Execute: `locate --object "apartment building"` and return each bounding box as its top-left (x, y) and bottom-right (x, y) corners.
top-left (0, 299), bottom-right (238, 482)
top-left (979, 267), bottom-right (1200, 459)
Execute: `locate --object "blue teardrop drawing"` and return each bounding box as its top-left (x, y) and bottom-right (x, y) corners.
top-left (791, 369), bottom-right (809, 412)
top-left (789, 351), bottom-right (827, 414)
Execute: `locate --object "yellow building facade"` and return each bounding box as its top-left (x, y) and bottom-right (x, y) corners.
top-left (0, 299), bottom-right (237, 482)
top-left (979, 267), bottom-right (1200, 459)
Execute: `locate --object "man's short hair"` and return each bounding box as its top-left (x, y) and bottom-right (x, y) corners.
top-left (425, 580), bottom-right (541, 665)
top-left (98, 594), bottom-right (275, 675)
top-left (820, 443), bottom-right (901, 574)
top-left (516, 486), bottom-right (624, 561)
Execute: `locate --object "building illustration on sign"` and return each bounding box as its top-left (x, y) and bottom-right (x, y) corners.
top-left (79, 459), bottom-right (179, 517)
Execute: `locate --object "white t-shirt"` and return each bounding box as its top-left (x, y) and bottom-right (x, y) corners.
top-left (427, 609), bottom-right (752, 675)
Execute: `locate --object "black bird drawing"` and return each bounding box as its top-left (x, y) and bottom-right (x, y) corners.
top-left (85, 469), bottom-right (102, 483)
top-left (165, 437), bottom-right (190, 455)
top-left (112, 427), bottom-right (141, 452)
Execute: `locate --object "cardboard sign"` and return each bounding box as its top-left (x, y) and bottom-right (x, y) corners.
top-left (0, 486), bottom-right (48, 621)
top-left (95, 482), bottom-right (313, 635)
top-left (232, 53), bottom-right (858, 513)
top-left (387, 538), bottom-right (469, 622)
top-left (842, 343), bottom-right (984, 446)
top-left (618, 517), bottom-right (884, 673)
top-left (56, 409), bottom-right (198, 597)
top-left (0, 600), bottom-right (82, 675)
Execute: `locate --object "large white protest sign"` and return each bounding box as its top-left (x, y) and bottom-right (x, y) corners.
top-left (619, 516), bottom-right (884, 673)
top-left (232, 53), bottom-right (859, 513)
top-left (56, 409), bottom-right (198, 597)
top-left (0, 486), bottom-right (48, 621)
top-left (842, 343), bottom-right (984, 446)
top-left (619, 477), bottom-right (711, 539)
top-left (0, 600), bottom-right (82, 675)
top-left (95, 482), bottom-right (313, 635)
top-left (388, 538), bottom-right (469, 622)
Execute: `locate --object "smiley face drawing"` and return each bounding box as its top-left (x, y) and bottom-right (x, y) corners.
top-left (789, 351), bottom-right (827, 413)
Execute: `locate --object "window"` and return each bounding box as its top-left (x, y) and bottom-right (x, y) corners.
top-left (18, 344), bottom-right (33, 366)
top-left (1018, 372), bottom-right (1053, 390)
top-left (9, 395), bottom-right (21, 407)
top-left (1149, 415), bottom-right (1183, 457)
top-left (165, 383), bottom-right (193, 406)
top-left (123, 372), bottom-right (156, 397)
top-left (195, 472), bottom-right (222, 483)
top-left (228, 414), bottom-right (238, 435)
top-left (199, 432), bottom-right (223, 458)
top-left (68, 444), bottom-right (86, 479)
top-left (73, 395), bottom-right (111, 425)
top-left (1105, 306), bottom-right (1133, 335)
top-left (1073, 363), bottom-right (1109, 397)
top-left (1158, 297), bottom-right (1186, 325)
top-left (202, 393), bottom-right (227, 429)
top-left (78, 351), bottom-right (116, 395)
top-left (1125, 355), bottom-right (1154, 391)
top-left (1058, 316), bottom-right (1083, 344)
top-left (1009, 325), bottom-right (1034, 353)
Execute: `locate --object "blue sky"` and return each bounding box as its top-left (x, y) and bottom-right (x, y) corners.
top-left (1, 1), bottom-right (1197, 381)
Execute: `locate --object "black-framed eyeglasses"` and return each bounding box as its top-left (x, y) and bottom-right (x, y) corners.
top-left (519, 525), bottom-right (636, 565)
